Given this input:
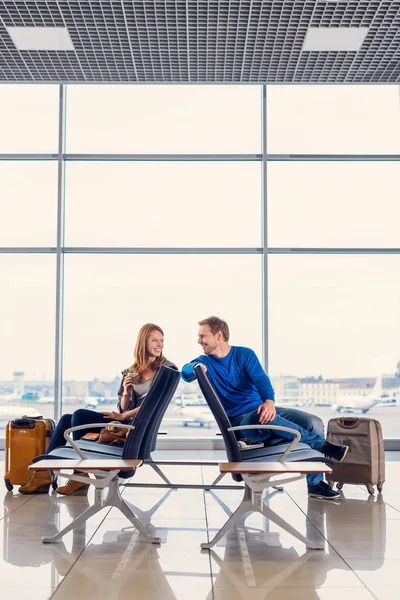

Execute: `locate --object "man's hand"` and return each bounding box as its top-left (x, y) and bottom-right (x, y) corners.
top-left (257, 400), bottom-right (276, 424)
top-left (196, 363), bottom-right (207, 373)
top-left (99, 411), bottom-right (125, 421)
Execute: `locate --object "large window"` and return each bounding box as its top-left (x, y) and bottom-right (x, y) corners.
top-left (1, 83), bottom-right (400, 444)
top-left (66, 85), bottom-right (261, 153)
top-left (267, 86), bottom-right (400, 154)
top-left (63, 254), bottom-right (261, 434)
top-left (267, 162), bottom-right (400, 248)
top-left (0, 85), bottom-right (58, 153)
top-left (0, 162), bottom-right (58, 247)
top-left (65, 161), bottom-right (261, 247)
top-left (268, 255), bottom-right (400, 437)
top-left (0, 255), bottom-right (55, 437)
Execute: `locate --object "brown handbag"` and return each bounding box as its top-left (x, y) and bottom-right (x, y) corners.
top-left (98, 421), bottom-right (128, 446)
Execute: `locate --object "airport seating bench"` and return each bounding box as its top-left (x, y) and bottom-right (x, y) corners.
top-left (29, 457), bottom-right (161, 544)
top-left (201, 461), bottom-right (333, 551)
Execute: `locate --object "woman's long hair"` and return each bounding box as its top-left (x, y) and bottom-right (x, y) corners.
top-left (130, 323), bottom-right (165, 380)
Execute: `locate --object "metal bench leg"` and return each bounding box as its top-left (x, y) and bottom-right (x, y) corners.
top-left (207, 472), bottom-right (226, 488)
top-left (117, 499), bottom-right (160, 543)
top-left (149, 463), bottom-right (175, 486)
top-left (201, 484), bottom-right (324, 551)
top-left (43, 476), bottom-right (160, 545)
top-left (201, 501), bottom-right (251, 550)
top-left (201, 486), bottom-right (252, 550)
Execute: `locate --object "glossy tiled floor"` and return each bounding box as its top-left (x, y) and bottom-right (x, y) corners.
top-left (1, 451), bottom-right (399, 600)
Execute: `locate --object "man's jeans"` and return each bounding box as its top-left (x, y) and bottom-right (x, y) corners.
top-left (230, 406), bottom-right (326, 487)
top-left (47, 409), bottom-right (126, 454)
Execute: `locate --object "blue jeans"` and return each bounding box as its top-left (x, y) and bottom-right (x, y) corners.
top-left (47, 409), bottom-right (126, 454)
top-left (230, 406), bottom-right (326, 487)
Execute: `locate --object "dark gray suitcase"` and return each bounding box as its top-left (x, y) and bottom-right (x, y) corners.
top-left (326, 416), bottom-right (385, 495)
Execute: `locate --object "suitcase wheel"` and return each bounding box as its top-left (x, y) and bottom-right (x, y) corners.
top-left (366, 484), bottom-right (375, 495)
top-left (336, 482), bottom-right (344, 490)
top-left (5, 479), bottom-right (13, 492)
top-left (377, 483), bottom-right (383, 493)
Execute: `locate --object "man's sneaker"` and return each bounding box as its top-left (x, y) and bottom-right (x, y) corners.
top-left (322, 441), bottom-right (349, 463)
top-left (308, 481), bottom-right (340, 500)
top-left (238, 438), bottom-right (253, 449)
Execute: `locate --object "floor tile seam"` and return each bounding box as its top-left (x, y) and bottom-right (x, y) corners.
top-left (50, 504), bottom-right (116, 599)
top-left (0, 493), bottom-right (35, 521)
top-left (380, 499), bottom-right (400, 514)
top-left (314, 544), bottom-right (380, 600)
top-left (120, 474), bottom-right (213, 585)
top-left (284, 490), bottom-right (381, 599)
top-left (201, 463), bottom-right (219, 599)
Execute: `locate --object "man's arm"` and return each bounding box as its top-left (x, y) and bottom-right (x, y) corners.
top-left (245, 349), bottom-right (276, 423)
top-left (245, 350), bottom-right (275, 401)
top-left (181, 358), bottom-right (206, 382)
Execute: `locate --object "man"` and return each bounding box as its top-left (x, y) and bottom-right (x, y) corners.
top-left (182, 316), bottom-right (348, 500)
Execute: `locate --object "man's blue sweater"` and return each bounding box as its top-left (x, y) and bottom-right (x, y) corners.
top-left (181, 346), bottom-right (275, 418)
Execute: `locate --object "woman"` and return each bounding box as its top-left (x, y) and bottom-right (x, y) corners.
top-left (19, 323), bottom-right (176, 496)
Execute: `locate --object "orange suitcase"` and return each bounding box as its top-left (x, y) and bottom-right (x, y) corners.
top-left (4, 416), bottom-right (56, 491)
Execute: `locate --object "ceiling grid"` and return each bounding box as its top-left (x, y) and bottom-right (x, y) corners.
top-left (0, 0), bottom-right (399, 83)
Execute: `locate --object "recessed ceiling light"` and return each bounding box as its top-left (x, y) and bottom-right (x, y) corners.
top-left (303, 27), bottom-right (369, 52)
top-left (6, 26), bottom-right (74, 51)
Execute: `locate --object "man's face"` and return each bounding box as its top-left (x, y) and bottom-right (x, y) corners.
top-left (198, 324), bottom-right (219, 354)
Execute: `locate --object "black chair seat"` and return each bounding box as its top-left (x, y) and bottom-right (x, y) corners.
top-left (75, 440), bottom-right (125, 457)
top-left (239, 442), bottom-right (325, 462)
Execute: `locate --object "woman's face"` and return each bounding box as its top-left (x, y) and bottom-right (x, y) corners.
top-left (146, 330), bottom-right (164, 359)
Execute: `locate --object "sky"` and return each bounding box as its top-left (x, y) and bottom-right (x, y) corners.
top-left (0, 84), bottom-right (400, 383)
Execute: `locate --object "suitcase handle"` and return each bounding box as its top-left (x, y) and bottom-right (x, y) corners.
top-left (11, 416), bottom-right (43, 429)
top-left (338, 417), bottom-right (361, 428)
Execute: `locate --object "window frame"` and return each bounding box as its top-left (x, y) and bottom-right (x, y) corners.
top-left (1, 83), bottom-right (400, 449)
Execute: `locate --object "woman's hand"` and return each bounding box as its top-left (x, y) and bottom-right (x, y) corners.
top-left (123, 374), bottom-right (134, 393)
top-left (99, 411), bottom-right (126, 421)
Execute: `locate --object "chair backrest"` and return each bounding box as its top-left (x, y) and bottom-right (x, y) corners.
top-left (141, 366), bottom-right (180, 457)
top-left (122, 365), bottom-right (180, 463)
top-left (194, 364), bottom-right (241, 463)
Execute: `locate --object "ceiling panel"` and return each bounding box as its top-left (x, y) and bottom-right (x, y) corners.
top-left (0, 1), bottom-right (399, 83)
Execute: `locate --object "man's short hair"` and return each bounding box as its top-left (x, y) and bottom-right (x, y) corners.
top-left (199, 316), bottom-right (230, 341)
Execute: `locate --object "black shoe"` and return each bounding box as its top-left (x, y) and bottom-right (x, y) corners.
top-left (322, 441), bottom-right (349, 463)
top-left (308, 481), bottom-right (340, 500)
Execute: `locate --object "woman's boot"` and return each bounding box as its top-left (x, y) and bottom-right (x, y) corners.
top-left (18, 470), bottom-right (55, 494)
top-left (56, 472), bottom-right (90, 496)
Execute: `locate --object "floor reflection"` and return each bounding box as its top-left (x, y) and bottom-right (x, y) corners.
top-left (0, 470), bottom-right (394, 600)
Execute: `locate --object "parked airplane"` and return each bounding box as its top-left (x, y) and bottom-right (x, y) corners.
top-left (332, 376), bottom-right (383, 414)
top-left (172, 398), bottom-right (214, 428)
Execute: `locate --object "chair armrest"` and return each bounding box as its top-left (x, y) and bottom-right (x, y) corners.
top-left (63, 423), bottom-right (136, 460)
top-left (227, 425), bottom-right (301, 462)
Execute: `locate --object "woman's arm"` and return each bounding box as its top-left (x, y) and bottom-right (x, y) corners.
top-left (119, 373), bottom-right (134, 411)
top-left (119, 390), bottom-right (131, 412)
top-left (100, 406), bottom-right (141, 421)
top-left (122, 406), bottom-right (141, 420)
